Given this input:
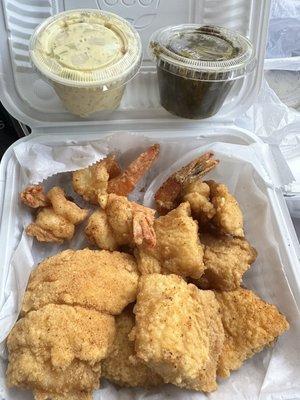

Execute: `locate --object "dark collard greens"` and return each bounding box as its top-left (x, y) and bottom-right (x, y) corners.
top-left (150, 25), bottom-right (254, 119)
top-left (157, 65), bottom-right (235, 119)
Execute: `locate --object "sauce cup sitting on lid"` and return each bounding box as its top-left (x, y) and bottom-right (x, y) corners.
top-left (149, 25), bottom-right (255, 119)
top-left (29, 9), bottom-right (142, 117)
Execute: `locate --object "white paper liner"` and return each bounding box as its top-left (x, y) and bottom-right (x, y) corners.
top-left (0, 133), bottom-right (300, 400)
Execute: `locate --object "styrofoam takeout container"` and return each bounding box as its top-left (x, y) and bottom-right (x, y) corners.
top-left (0, 0), bottom-right (300, 399)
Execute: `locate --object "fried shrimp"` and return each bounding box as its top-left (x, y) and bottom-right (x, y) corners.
top-left (23, 186), bottom-right (88, 243)
top-left (73, 145), bottom-right (160, 204)
top-left (182, 180), bottom-right (216, 224)
top-left (20, 184), bottom-right (49, 208)
top-left (85, 194), bottom-right (156, 251)
top-left (154, 152), bottom-right (219, 214)
top-left (72, 155), bottom-right (121, 204)
top-left (107, 144), bottom-right (160, 196)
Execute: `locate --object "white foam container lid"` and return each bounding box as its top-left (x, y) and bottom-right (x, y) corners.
top-left (0, 0), bottom-right (270, 126)
top-left (0, 0), bottom-right (300, 398)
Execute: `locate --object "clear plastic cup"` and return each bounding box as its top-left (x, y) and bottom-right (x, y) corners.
top-left (149, 25), bottom-right (255, 119)
top-left (29, 9), bottom-right (142, 117)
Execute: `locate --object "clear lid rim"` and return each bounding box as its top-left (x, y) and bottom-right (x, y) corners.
top-left (149, 24), bottom-right (255, 75)
top-left (29, 9), bottom-right (142, 88)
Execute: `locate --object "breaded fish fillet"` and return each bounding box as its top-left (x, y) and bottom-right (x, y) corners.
top-left (195, 232), bottom-right (257, 291)
top-left (215, 289), bottom-right (289, 378)
top-left (7, 304), bottom-right (115, 400)
top-left (102, 307), bottom-right (163, 388)
top-left (132, 274), bottom-right (224, 392)
top-left (135, 203), bottom-right (205, 279)
top-left (21, 249), bottom-right (139, 315)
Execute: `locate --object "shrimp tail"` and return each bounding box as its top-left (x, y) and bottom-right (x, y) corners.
top-left (155, 152), bottom-right (219, 214)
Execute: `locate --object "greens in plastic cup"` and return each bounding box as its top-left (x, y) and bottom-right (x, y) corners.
top-left (30, 9), bottom-right (142, 117)
top-left (149, 25), bottom-right (255, 119)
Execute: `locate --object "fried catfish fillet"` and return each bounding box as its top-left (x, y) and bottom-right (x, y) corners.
top-left (135, 203), bottom-right (205, 279)
top-left (21, 249), bottom-right (139, 315)
top-left (215, 289), bottom-right (289, 378)
top-left (6, 304), bottom-right (115, 400)
top-left (132, 274), bottom-right (224, 392)
top-left (102, 307), bottom-right (163, 388)
top-left (194, 232), bottom-right (257, 291)
top-left (206, 180), bottom-right (244, 237)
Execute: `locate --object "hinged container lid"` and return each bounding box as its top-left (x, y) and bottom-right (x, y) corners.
top-left (0, 0), bottom-right (271, 128)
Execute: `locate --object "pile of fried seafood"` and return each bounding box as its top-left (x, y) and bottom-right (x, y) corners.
top-left (7, 145), bottom-right (289, 400)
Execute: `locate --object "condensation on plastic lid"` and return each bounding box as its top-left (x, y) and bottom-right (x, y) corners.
top-left (149, 24), bottom-right (255, 81)
top-left (29, 9), bottom-right (142, 88)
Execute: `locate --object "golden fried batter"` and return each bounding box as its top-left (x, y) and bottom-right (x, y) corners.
top-left (24, 186), bottom-right (88, 243)
top-left (7, 304), bottom-right (115, 400)
top-left (47, 187), bottom-right (88, 224)
top-left (73, 146), bottom-right (159, 203)
top-left (102, 307), bottom-right (163, 388)
top-left (154, 152), bottom-right (219, 214)
top-left (195, 232), bottom-right (257, 291)
top-left (85, 209), bottom-right (118, 251)
top-left (182, 181), bottom-right (216, 224)
top-left (34, 391), bottom-right (92, 400)
top-left (135, 203), bottom-right (205, 279)
top-left (85, 194), bottom-right (156, 251)
top-left (21, 249), bottom-right (139, 315)
top-left (72, 156), bottom-right (120, 204)
top-left (132, 274), bottom-right (224, 392)
top-left (26, 207), bottom-right (75, 243)
top-left (206, 180), bottom-right (244, 237)
top-left (20, 185), bottom-right (49, 208)
top-left (215, 289), bottom-right (289, 378)
top-left (107, 144), bottom-right (160, 196)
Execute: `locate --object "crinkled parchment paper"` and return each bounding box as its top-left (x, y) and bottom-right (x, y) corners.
top-left (0, 133), bottom-right (299, 400)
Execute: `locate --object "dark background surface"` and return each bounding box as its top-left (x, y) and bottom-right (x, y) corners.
top-left (0, 102), bottom-right (26, 159)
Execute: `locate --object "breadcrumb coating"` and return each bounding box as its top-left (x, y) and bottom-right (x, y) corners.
top-left (102, 307), bottom-right (163, 388)
top-left (7, 304), bottom-right (115, 399)
top-left (132, 274), bottom-right (224, 392)
top-left (136, 203), bottom-right (205, 279)
top-left (21, 249), bottom-right (139, 315)
top-left (215, 289), bottom-right (289, 378)
top-left (195, 232), bottom-right (257, 291)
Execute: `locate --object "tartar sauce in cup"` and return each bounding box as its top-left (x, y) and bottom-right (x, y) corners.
top-left (149, 25), bottom-right (255, 119)
top-left (30, 9), bottom-right (142, 117)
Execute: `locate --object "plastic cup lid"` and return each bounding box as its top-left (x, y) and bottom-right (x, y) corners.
top-left (30, 9), bottom-right (142, 88)
top-left (149, 24), bottom-right (255, 81)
